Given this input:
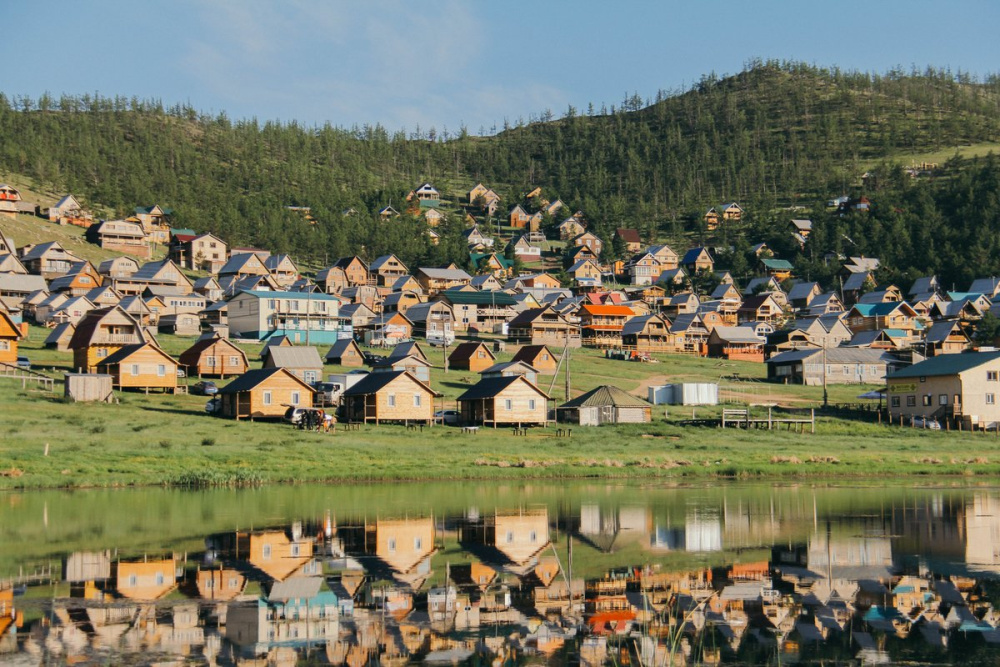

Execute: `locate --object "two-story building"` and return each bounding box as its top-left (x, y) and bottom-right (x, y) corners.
top-left (227, 291), bottom-right (347, 344)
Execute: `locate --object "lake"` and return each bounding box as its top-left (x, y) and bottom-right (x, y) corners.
top-left (2, 480), bottom-right (1000, 665)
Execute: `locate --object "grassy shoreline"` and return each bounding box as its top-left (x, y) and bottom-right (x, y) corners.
top-left (4, 327), bottom-right (999, 491)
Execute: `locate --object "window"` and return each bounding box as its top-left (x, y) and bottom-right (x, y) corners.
top-left (291, 391), bottom-right (300, 405)
top-left (920, 376), bottom-right (926, 383)
top-left (528, 399), bottom-right (536, 410)
top-left (529, 530), bottom-right (537, 543)
top-left (262, 391), bottom-right (272, 405)
top-left (504, 399), bottom-right (512, 411)
top-left (477, 350), bottom-right (485, 358)
top-left (206, 356), bottom-right (216, 367)
top-left (414, 537), bottom-right (423, 550)
top-left (155, 572), bottom-right (164, 586)
top-left (291, 544), bottom-right (301, 557)
top-left (205, 578), bottom-right (215, 589)
top-left (0, 341), bottom-right (8, 351)
top-left (388, 394), bottom-right (396, 407)
top-left (413, 394), bottom-right (421, 407)
top-left (922, 395), bottom-right (932, 406)
top-left (157, 364), bottom-right (166, 377)
top-left (988, 394), bottom-right (996, 405)
top-left (906, 396), bottom-right (916, 407)
top-left (131, 364), bottom-right (140, 376)
top-left (989, 371), bottom-right (998, 381)
top-left (128, 575), bottom-right (137, 587)
top-left (262, 544), bottom-right (272, 560)
top-left (891, 396), bottom-right (900, 408)
top-left (939, 394), bottom-right (948, 406)
top-left (387, 538), bottom-right (396, 552)
top-left (97, 348), bottom-right (108, 358)
top-left (506, 531), bottom-right (514, 544)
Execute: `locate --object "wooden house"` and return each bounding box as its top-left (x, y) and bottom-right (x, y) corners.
top-left (48, 194), bottom-right (93, 227)
top-left (114, 558), bottom-right (177, 600)
top-left (706, 327), bottom-right (765, 362)
top-left (571, 231), bottom-right (603, 257)
top-left (99, 256), bottom-right (140, 279)
top-left (423, 207), bottom-right (445, 226)
top-left (43, 321), bottom-right (76, 352)
top-left (703, 203), bottom-right (743, 230)
top-left (85, 219), bottom-right (151, 258)
top-left (737, 294), bottom-right (785, 324)
top-left (558, 385), bottom-right (651, 425)
top-left (370, 254), bottom-right (410, 287)
top-left (218, 367), bottom-right (316, 420)
top-left (69, 306), bottom-right (148, 372)
top-left (118, 259), bottom-right (194, 295)
top-left (316, 265), bottom-right (349, 293)
top-left (509, 205), bottom-right (532, 229)
top-left (218, 252), bottom-right (269, 279)
top-left (331, 256), bottom-right (371, 287)
top-left (20, 241), bottom-right (83, 278)
top-left (448, 341), bottom-right (496, 372)
top-left (0, 307), bottom-right (24, 364)
top-left (378, 205), bottom-right (400, 220)
top-left (264, 254), bottom-right (300, 286)
top-left (169, 232), bottom-right (228, 272)
top-left (481, 361), bottom-right (539, 385)
top-left (508, 306), bottom-right (581, 348)
top-left (341, 370), bottom-right (439, 424)
top-left (922, 321), bottom-right (972, 357)
top-left (96, 342), bottom-right (178, 392)
top-left (131, 205), bottom-right (173, 244)
top-left (324, 338), bottom-right (365, 367)
top-left (415, 267), bottom-right (473, 295)
top-left (681, 247), bottom-right (714, 274)
top-left (157, 312), bottom-right (201, 336)
top-left (846, 302), bottom-right (921, 334)
top-left (614, 228), bottom-right (642, 254)
top-left (621, 313), bottom-right (675, 352)
top-left (372, 354), bottom-right (432, 383)
top-left (261, 345), bottom-right (324, 384)
top-left (457, 375), bottom-right (551, 427)
top-left (511, 344), bottom-right (559, 373)
top-left (579, 304), bottom-right (634, 348)
top-left (760, 258), bottom-right (793, 280)
top-left (365, 311), bottom-right (414, 345)
top-left (558, 216), bottom-right (585, 239)
top-left (567, 259), bottom-right (603, 285)
top-left (382, 290), bottom-right (423, 316)
top-left (178, 335), bottom-right (250, 378)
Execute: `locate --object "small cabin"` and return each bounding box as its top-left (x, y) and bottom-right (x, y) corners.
top-left (324, 338), bottom-right (365, 367)
top-left (96, 342), bottom-right (179, 392)
top-left (218, 367), bottom-right (316, 420)
top-left (0, 307), bottom-right (24, 364)
top-left (178, 335), bottom-right (250, 378)
top-left (261, 346), bottom-right (324, 384)
top-left (341, 370), bottom-right (439, 424)
top-left (371, 354), bottom-right (432, 383)
top-left (511, 344), bottom-right (559, 374)
top-left (448, 341), bottom-right (496, 372)
top-left (457, 375), bottom-right (551, 427)
top-left (557, 385), bottom-right (652, 426)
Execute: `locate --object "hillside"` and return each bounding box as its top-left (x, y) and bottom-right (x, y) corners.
top-left (0, 61), bottom-right (998, 275)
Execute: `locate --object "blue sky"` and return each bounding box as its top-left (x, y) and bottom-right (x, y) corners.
top-left (4, 1), bottom-right (997, 134)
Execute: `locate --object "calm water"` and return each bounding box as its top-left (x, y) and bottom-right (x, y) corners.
top-left (3, 480), bottom-right (1000, 665)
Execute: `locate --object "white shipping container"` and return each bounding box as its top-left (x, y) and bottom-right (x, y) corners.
top-left (648, 383), bottom-right (719, 405)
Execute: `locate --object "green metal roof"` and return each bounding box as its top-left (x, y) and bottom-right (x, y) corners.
top-left (888, 351), bottom-right (1000, 380)
top-left (760, 258), bottom-right (794, 270)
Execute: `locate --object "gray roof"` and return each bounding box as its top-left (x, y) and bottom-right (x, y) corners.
top-left (324, 338), bottom-right (360, 360)
top-left (218, 253), bottom-right (262, 275)
top-left (269, 576), bottom-right (322, 602)
top-left (909, 276), bottom-right (938, 295)
top-left (743, 277), bottom-right (780, 295)
top-left (457, 375), bottom-right (549, 401)
top-left (768, 347), bottom-right (893, 365)
top-left (219, 367), bottom-right (311, 394)
top-left (342, 370), bottom-right (437, 397)
top-left (969, 277), bottom-right (1000, 295)
top-left (20, 241), bottom-right (65, 262)
top-left (560, 384), bottom-right (649, 409)
top-left (923, 321), bottom-right (967, 344)
top-left (788, 282), bottom-right (819, 303)
top-left (888, 351), bottom-right (1000, 380)
top-left (0, 274), bottom-right (48, 293)
top-left (710, 326), bottom-right (763, 344)
top-left (622, 313), bottom-right (665, 336)
top-left (264, 346), bottom-right (323, 370)
top-left (842, 272), bottom-right (872, 291)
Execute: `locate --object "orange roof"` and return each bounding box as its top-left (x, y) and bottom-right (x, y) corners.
top-left (581, 304), bottom-right (633, 316)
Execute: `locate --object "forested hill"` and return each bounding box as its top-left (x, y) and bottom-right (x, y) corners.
top-left (1, 61), bottom-right (999, 271)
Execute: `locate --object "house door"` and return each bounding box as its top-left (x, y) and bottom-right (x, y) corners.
top-left (600, 406), bottom-right (613, 424)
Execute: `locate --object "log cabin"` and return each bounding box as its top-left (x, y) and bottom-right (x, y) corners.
top-left (510, 344), bottom-right (559, 373)
top-left (0, 306), bottom-right (24, 364)
top-left (324, 338), bottom-right (365, 367)
top-left (448, 341), bottom-right (496, 372)
top-left (69, 306), bottom-right (148, 372)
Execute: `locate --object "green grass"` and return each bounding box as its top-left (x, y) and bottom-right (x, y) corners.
top-left (866, 141), bottom-right (1000, 170)
top-left (3, 327), bottom-right (1000, 490)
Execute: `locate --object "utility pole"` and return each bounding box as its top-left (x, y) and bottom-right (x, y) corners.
top-left (822, 343), bottom-right (828, 409)
top-left (564, 346), bottom-right (571, 402)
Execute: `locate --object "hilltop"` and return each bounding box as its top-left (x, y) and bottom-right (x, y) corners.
top-left (0, 61), bottom-right (998, 276)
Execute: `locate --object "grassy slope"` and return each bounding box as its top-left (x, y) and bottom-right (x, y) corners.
top-left (3, 326), bottom-right (999, 490)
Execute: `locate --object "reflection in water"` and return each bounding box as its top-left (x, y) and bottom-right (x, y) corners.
top-left (4, 483), bottom-right (1000, 664)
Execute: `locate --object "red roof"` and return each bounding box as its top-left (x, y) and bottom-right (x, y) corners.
top-left (173, 234), bottom-right (196, 243)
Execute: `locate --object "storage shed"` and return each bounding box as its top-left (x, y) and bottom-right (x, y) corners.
top-left (558, 385), bottom-right (651, 425)
top-left (64, 373), bottom-right (115, 403)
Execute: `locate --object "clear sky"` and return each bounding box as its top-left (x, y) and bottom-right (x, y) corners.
top-left (4, 1), bottom-right (997, 134)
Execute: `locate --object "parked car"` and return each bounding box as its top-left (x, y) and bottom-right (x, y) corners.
top-left (192, 381), bottom-right (219, 396)
top-left (15, 356), bottom-right (30, 370)
top-left (911, 416), bottom-right (941, 430)
top-left (205, 397), bottom-right (221, 414)
top-left (434, 409), bottom-right (461, 425)
top-left (283, 406), bottom-right (309, 425)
